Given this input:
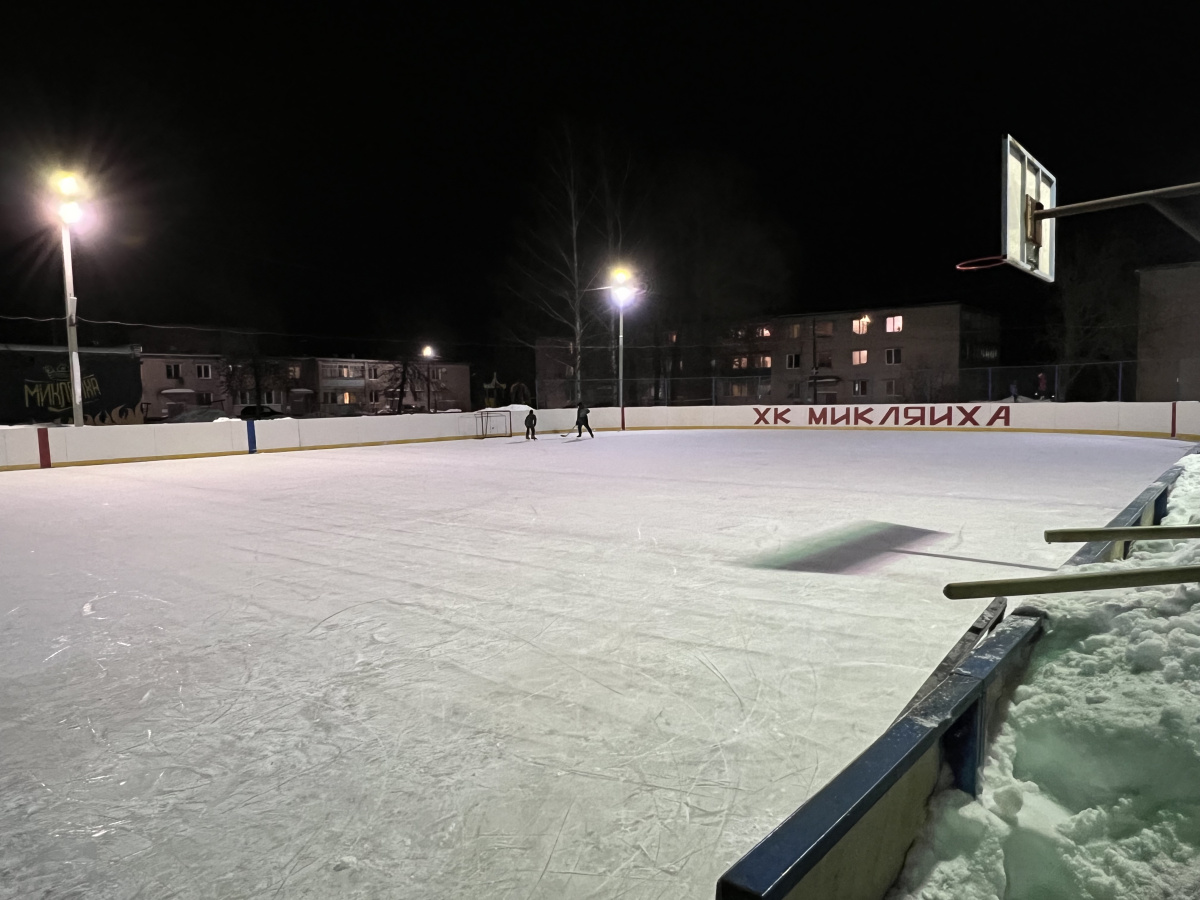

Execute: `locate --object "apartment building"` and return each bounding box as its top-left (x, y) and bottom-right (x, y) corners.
top-left (766, 302), bottom-right (999, 404)
top-left (315, 357), bottom-right (471, 414)
top-left (137, 353), bottom-right (473, 419)
top-left (140, 353), bottom-right (229, 419)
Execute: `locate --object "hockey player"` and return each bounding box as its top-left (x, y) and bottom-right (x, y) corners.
top-left (575, 401), bottom-right (594, 438)
top-left (524, 408), bottom-right (537, 440)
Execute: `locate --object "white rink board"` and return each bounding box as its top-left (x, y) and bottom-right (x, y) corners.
top-left (0, 429), bottom-right (1190, 898)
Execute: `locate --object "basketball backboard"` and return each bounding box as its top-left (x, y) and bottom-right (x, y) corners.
top-left (1002, 135), bottom-right (1056, 281)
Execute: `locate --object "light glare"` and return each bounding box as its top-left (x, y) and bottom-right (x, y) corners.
top-left (612, 285), bottom-right (636, 306)
top-left (59, 201), bottom-right (83, 224)
top-left (58, 174), bottom-right (80, 196)
top-left (422, 345), bottom-right (435, 358)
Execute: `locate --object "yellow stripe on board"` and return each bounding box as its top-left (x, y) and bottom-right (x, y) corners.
top-left (49, 450), bottom-right (246, 468)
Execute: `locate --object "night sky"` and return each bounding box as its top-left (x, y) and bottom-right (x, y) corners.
top-left (2, 8), bottom-right (1198, 365)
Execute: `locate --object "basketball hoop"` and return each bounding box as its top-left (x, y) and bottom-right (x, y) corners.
top-left (956, 255), bottom-right (1007, 271)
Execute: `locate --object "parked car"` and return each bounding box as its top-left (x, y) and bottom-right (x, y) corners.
top-left (166, 408), bottom-right (230, 424)
top-left (239, 405), bottom-right (283, 420)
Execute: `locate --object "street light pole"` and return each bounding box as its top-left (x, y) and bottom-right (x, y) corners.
top-left (609, 267), bottom-right (641, 432)
top-left (618, 304), bottom-right (625, 430)
top-left (60, 220), bottom-right (84, 426)
top-left (422, 345), bottom-right (436, 413)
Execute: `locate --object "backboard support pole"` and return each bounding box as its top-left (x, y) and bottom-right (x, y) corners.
top-left (1033, 180), bottom-right (1200, 221)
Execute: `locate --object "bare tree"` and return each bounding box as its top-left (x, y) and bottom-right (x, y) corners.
top-left (1046, 224), bottom-right (1139, 400)
top-left (508, 123), bottom-right (633, 405)
top-left (219, 332), bottom-right (287, 410)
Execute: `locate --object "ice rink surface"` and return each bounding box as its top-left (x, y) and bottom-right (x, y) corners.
top-left (0, 428), bottom-right (1189, 899)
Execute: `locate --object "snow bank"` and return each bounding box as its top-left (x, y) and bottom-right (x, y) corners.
top-left (890, 454), bottom-right (1200, 900)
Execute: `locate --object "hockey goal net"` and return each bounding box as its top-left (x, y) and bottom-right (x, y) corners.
top-left (474, 409), bottom-right (513, 438)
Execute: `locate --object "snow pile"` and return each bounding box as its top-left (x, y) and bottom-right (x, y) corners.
top-left (891, 454), bottom-right (1200, 900)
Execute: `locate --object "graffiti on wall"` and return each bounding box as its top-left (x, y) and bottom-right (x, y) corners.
top-left (2, 350), bottom-right (144, 425)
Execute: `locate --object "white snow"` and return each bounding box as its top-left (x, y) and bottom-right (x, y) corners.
top-left (890, 453), bottom-right (1200, 900)
top-left (0, 429), bottom-right (1189, 899)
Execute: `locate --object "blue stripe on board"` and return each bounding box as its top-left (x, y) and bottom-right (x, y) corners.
top-left (246, 420), bottom-right (257, 454)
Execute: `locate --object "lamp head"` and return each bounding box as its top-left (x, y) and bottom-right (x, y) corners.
top-left (58, 201), bottom-right (83, 224)
top-left (609, 266), bottom-right (640, 308)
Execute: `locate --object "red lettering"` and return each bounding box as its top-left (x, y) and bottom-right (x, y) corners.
top-left (774, 408), bottom-right (791, 425)
top-left (986, 407), bottom-right (1011, 427)
top-left (903, 407), bottom-right (927, 426)
top-left (880, 407), bottom-right (900, 425)
top-left (853, 407), bottom-right (874, 425)
top-left (831, 408), bottom-right (850, 425)
top-left (808, 408), bottom-right (829, 425)
top-left (754, 407), bottom-right (770, 425)
top-left (930, 406), bottom-right (953, 426)
top-left (956, 405), bottom-right (981, 426)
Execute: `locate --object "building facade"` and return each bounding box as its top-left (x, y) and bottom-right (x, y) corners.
top-left (765, 302), bottom-right (999, 405)
top-left (139, 354), bottom-right (473, 420)
top-left (533, 302), bottom-right (1000, 408)
top-left (1137, 262), bottom-right (1200, 401)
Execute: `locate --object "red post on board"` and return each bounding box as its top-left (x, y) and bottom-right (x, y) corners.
top-left (37, 427), bottom-right (51, 468)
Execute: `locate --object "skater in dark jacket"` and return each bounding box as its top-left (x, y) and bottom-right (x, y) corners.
top-left (524, 409), bottom-right (537, 440)
top-left (575, 402), bottom-right (594, 438)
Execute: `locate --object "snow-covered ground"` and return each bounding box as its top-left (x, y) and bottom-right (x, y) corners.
top-left (890, 452), bottom-right (1200, 900)
top-left (0, 429), bottom-right (1189, 899)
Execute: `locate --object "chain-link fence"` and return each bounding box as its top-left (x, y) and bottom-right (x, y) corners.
top-left (537, 361), bottom-right (1144, 408)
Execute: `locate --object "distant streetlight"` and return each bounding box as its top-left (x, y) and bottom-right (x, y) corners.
top-left (609, 266), bottom-right (642, 430)
top-left (52, 171), bottom-right (88, 426)
top-left (422, 345), bottom-right (436, 412)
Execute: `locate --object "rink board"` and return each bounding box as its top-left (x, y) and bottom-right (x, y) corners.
top-left (0, 429), bottom-right (1191, 899)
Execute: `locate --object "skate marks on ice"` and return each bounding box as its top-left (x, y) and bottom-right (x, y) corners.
top-left (750, 520), bottom-right (1059, 574)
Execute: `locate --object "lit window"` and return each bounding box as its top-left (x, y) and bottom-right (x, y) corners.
top-left (753, 355), bottom-right (771, 369)
top-left (786, 353), bottom-right (802, 369)
top-left (729, 382), bottom-right (749, 397)
top-left (852, 350), bottom-right (868, 365)
top-left (755, 325), bottom-right (772, 338)
top-left (885, 379), bottom-right (899, 396)
top-left (886, 348), bottom-right (902, 365)
top-left (196, 364), bottom-right (211, 379)
top-left (288, 365), bottom-right (301, 379)
top-left (886, 316), bottom-right (903, 333)
top-left (815, 320), bottom-right (834, 337)
top-left (788, 323), bottom-right (802, 339)
top-left (853, 380), bottom-right (868, 395)
top-left (165, 363), bottom-right (180, 378)
top-left (668, 331), bottom-right (678, 343)
top-left (852, 315), bottom-right (870, 335)
top-left (732, 356), bottom-right (749, 369)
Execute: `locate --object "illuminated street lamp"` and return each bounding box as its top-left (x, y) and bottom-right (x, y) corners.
top-left (609, 266), bottom-right (642, 431)
top-left (422, 345), bottom-right (436, 412)
top-left (53, 172), bottom-right (87, 426)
